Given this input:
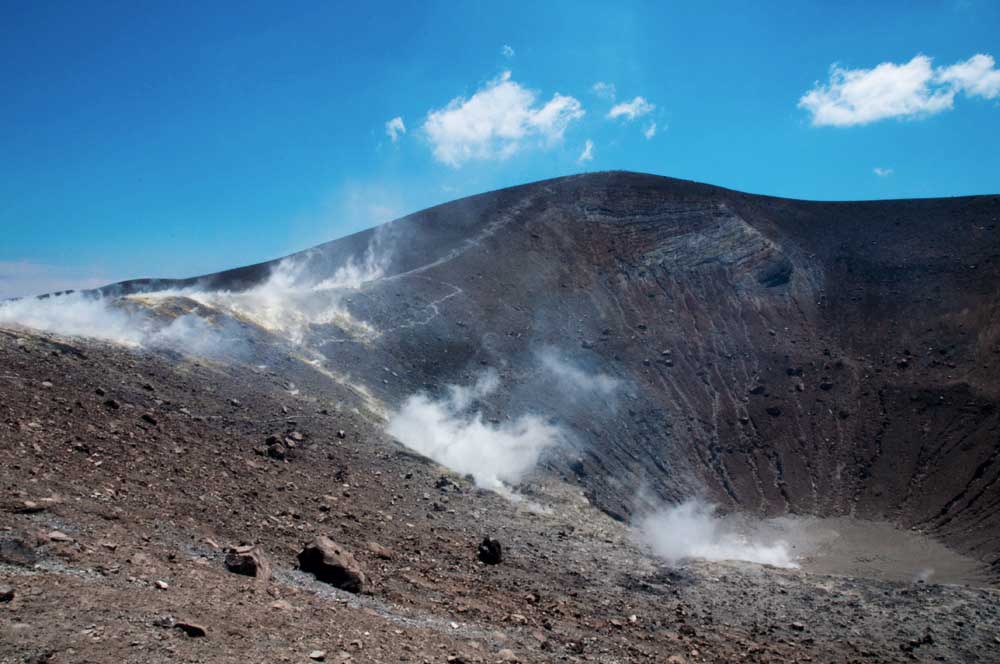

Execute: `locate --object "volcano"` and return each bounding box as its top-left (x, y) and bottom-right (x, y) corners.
top-left (2, 171), bottom-right (999, 662)
top-left (99, 171), bottom-right (1000, 563)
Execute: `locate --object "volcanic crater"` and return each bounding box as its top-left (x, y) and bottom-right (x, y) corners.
top-left (3, 171), bottom-right (1000, 662)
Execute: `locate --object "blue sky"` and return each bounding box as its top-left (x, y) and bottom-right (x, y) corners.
top-left (2, 1), bottom-right (999, 297)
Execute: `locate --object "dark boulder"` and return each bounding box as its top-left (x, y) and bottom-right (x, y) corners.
top-left (477, 537), bottom-right (503, 565)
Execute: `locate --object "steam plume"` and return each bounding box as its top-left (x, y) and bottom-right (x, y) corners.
top-left (536, 347), bottom-right (620, 396)
top-left (0, 229), bottom-right (392, 355)
top-left (636, 499), bottom-right (799, 568)
top-left (387, 370), bottom-right (563, 493)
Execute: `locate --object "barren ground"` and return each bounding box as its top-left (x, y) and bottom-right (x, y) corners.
top-left (3, 328), bottom-right (999, 664)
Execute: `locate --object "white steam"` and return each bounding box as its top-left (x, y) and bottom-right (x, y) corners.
top-left (636, 499), bottom-right (799, 569)
top-left (387, 370), bottom-right (563, 493)
top-left (537, 348), bottom-right (620, 395)
top-left (171, 244), bottom-right (387, 345)
top-left (0, 293), bottom-right (145, 345)
top-left (0, 230), bottom-right (391, 355)
top-left (0, 292), bottom-right (234, 356)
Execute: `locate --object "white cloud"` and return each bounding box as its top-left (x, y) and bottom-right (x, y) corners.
top-left (423, 71), bottom-right (585, 167)
top-left (643, 122), bottom-right (657, 139)
top-left (591, 81), bottom-right (617, 100)
top-left (577, 139), bottom-right (594, 164)
top-left (385, 116), bottom-right (406, 142)
top-left (502, 44), bottom-right (515, 58)
top-left (799, 53), bottom-right (1000, 127)
top-left (936, 53), bottom-right (1000, 98)
top-left (608, 96), bottom-right (655, 122)
top-left (873, 167), bottom-right (894, 177)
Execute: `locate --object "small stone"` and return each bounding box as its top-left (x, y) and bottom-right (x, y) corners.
top-left (104, 399), bottom-right (121, 410)
top-left (0, 585), bottom-right (14, 602)
top-left (366, 542), bottom-right (394, 560)
top-left (436, 476), bottom-right (460, 491)
top-left (154, 580), bottom-right (169, 590)
top-left (229, 398), bottom-right (241, 407)
top-left (16, 500), bottom-right (46, 514)
top-left (790, 622), bottom-right (806, 631)
top-left (497, 649), bottom-right (518, 662)
top-left (174, 622), bottom-right (206, 637)
top-left (47, 530), bottom-right (72, 543)
top-left (309, 650), bottom-right (326, 661)
top-left (336, 430), bottom-right (346, 439)
top-left (141, 413), bottom-right (157, 426)
top-left (40, 381), bottom-right (53, 389)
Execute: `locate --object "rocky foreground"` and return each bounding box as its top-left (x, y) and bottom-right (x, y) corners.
top-left (2, 328), bottom-right (999, 663)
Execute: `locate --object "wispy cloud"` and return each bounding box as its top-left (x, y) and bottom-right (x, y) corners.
top-left (873, 167), bottom-right (894, 177)
top-left (643, 122), bottom-right (657, 139)
top-left (591, 81), bottom-right (617, 100)
top-left (577, 139), bottom-right (594, 164)
top-left (501, 44), bottom-right (515, 58)
top-left (799, 53), bottom-right (1000, 127)
top-left (385, 116), bottom-right (406, 142)
top-left (608, 95), bottom-right (655, 122)
top-left (423, 71), bottom-right (585, 167)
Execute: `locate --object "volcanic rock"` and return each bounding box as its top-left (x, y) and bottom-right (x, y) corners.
top-left (224, 545), bottom-right (271, 581)
top-left (366, 542), bottom-right (394, 560)
top-left (0, 536), bottom-right (37, 566)
top-left (297, 536), bottom-right (368, 593)
top-left (174, 622), bottom-right (207, 637)
top-left (477, 537), bottom-right (502, 565)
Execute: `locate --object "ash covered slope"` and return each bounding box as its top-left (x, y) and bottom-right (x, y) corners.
top-left (106, 171), bottom-right (1000, 565)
